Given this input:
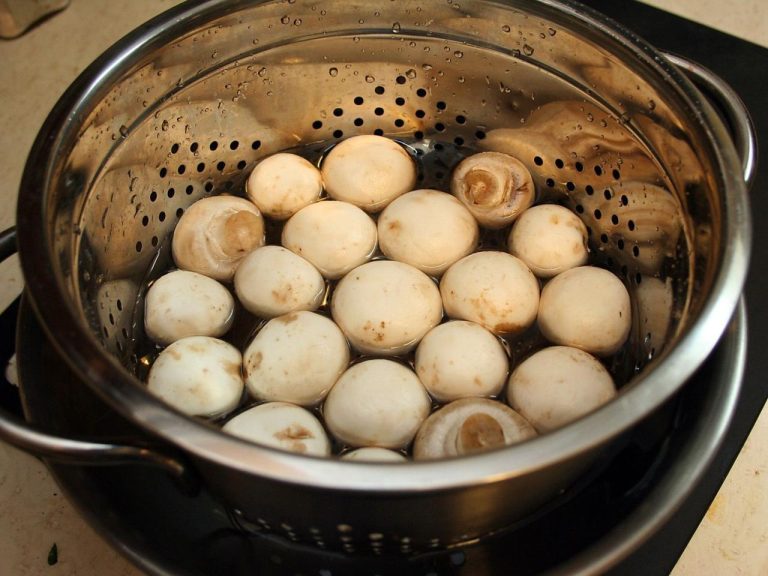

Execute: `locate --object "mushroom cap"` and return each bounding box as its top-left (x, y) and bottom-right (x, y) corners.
top-left (538, 266), bottom-right (631, 356)
top-left (243, 311), bottom-right (349, 406)
top-left (331, 260), bottom-right (443, 356)
top-left (144, 269), bottom-right (235, 346)
top-left (451, 151), bottom-right (535, 229)
top-left (506, 346), bottom-right (617, 433)
top-left (440, 251), bottom-right (540, 335)
top-left (413, 397), bottom-right (536, 460)
top-left (281, 200), bottom-right (377, 279)
top-left (324, 359), bottom-right (431, 449)
top-left (172, 195), bottom-right (265, 281)
top-left (415, 321), bottom-right (509, 402)
top-left (321, 135), bottom-right (416, 212)
top-left (222, 402), bottom-right (330, 456)
top-left (508, 204), bottom-right (589, 278)
top-left (234, 245), bottom-right (325, 318)
top-left (246, 152), bottom-right (323, 220)
top-left (378, 189), bottom-right (479, 276)
top-left (147, 336), bottom-right (243, 418)
top-left (341, 447), bottom-right (407, 462)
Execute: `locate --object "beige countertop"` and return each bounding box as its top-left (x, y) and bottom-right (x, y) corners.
top-left (0, 1), bottom-right (766, 574)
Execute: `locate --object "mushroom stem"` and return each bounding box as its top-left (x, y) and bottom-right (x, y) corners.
top-left (456, 413), bottom-right (505, 455)
top-left (464, 168), bottom-right (505, 207)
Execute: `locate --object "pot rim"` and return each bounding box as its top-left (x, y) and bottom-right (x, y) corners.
top-left (15, 0), bottom-right (752, 492)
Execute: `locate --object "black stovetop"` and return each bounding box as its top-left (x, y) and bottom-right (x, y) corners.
top-left (1, 2), bottom-right (766, 575)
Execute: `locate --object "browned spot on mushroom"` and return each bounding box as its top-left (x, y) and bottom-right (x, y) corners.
top-left (550, 214), bottom-right (560, 225)
top-left (387, 220), bottom-right (402, 232)
top-left (167, 348), bottom-right (182, 361)
top-left (493, 321), bottom-right (522, 334)
top-left (223, 360), bottom-right (242, 378)
top-left (473, 376), bottom-right (482, 387)
top-left (276, 312), bottom-right (299, 325)
top-left (188, 344), bottom-right (207, 354)
top-left (271, 284), bottom-right (294, 304)
top-left (221, 211), bottom-right (264, 256)
top-left (274, 424), bottom-right (315, 446)
top-left (457, 413), bottom-right (505, 454)
top-left (248, 351), bottom-right (264, 370)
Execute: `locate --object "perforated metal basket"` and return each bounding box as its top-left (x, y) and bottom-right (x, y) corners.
top-left (8, 0), bottom-right (752, 555)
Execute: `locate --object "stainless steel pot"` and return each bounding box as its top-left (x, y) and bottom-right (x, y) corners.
top-left (1, 0), bottom-right (754, 556)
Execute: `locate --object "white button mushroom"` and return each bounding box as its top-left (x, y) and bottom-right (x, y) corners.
top-left (234, 246), bottom-right (325, 318)
top-left (321, 135), bottom-right (416, 212)
top-left (222, 402), bottom-right (330, 456)
top-left (172, 195), bottom-right (265, 282)
top-left (413, 397), bottom-right (537, 460)
top-left (341, 447), bottom-right (407, 462)
top-left (377, 189), bottom-right (479, 276)
top-left (144, 269), bottom-right (235, 346)
top-left (537, 266), bottom-right (631, 356)
top-left (281, 200), bottom-right (378, 279)
top-left (440, 251), bottom-right (540, 335)
top-left (324, 359), bottom-right (431, 449)
top-left (506, 346), bottom-right (617, 433)
top-left (508, 204), bottom-right (589, 278)
top-left (243, 311), bottom-right (349, 406)
top-left (415, 321), bottom-right (509, 402)
top-left (147, 336), bottom-right (244, 418)
top-left (246, 152), bottom-right (323, 220)
top-left (450, 151), bottom-right (535, 229)
top-left (331, 260), bottom-right (443, 356)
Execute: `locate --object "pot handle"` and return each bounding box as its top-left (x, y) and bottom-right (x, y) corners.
top-left (663, 51), bottom-right (757, 190)
top-left (0, 227), bottom-right (197, 494)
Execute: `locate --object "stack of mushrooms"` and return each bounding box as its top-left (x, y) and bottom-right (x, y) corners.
top-left (144, 135), bottom-right (630, 461)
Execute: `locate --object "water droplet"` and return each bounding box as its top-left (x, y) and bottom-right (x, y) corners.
top-left (409, 41), bottom-right (416, 47)
top-left (280, 15), bottom-right (290, 24)
top-left (454, 50), bottom-right (463, 58)
top-left (600, 119), bottom-right (608, 128)
top-left (522, 44), bottom-right (534, 56)
top-left (548, 27), bottom-right (557, 36)
top-left (586, 112), bottom-right (594, 122)
top-left (647, 99), bottom-right (656, 111)
top-left (161, 120), bottom-right (169, 131)
top-left (422, 63), bottom-right (433, 71)
top-left (405, 68), bottom-right (417, 79)
top-left (119, 125), bottom-right (128, 137)
top-left (142, 100), bottom-right (148, 108)
top-left (392, 22), bottom-right (401, 33)
top-left (294, 18), bottom-right (302, 25)
top-left (258, 67), bottom-right (267, 77)
top-left (320, 9), bottom-right (326, 15)
top-left (211, 51), bottom-right (218, 59)
top-left (458, 76), bottom-right (465, 83)
top-left (502, 24), bottom-right (511, 33)
top-left (329, 67), bottom-right (338, 77)
top-left (365, 75), bottom-right (375, 83)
